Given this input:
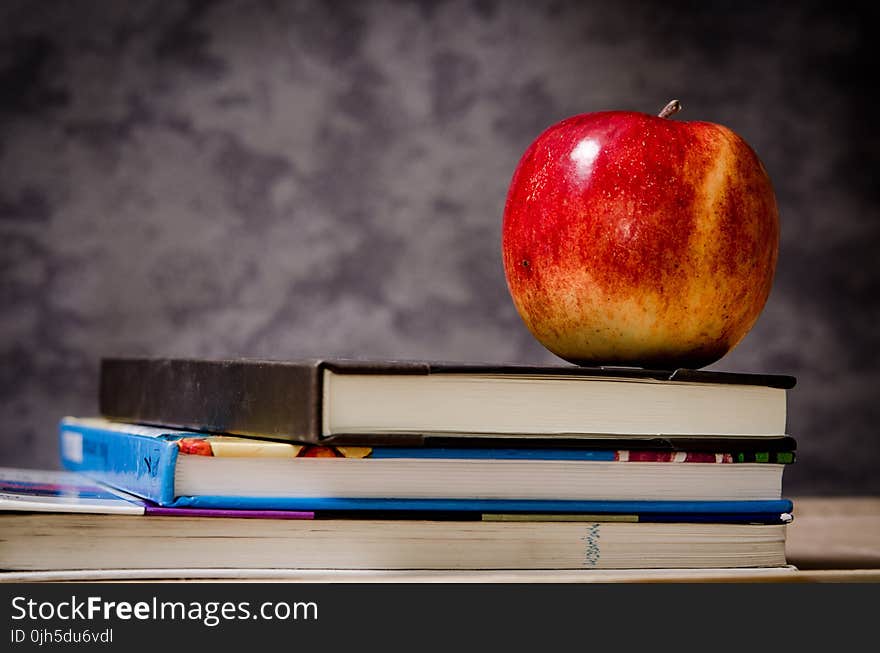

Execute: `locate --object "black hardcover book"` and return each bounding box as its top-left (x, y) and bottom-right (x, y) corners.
top-left (99, 357), bottom-right (796, 448)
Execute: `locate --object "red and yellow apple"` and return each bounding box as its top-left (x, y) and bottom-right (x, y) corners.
top-left (502, 101), bottom-right (779, 369)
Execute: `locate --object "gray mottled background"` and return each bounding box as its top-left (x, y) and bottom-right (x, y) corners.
top-left (1, 1), bottom-right (877, 494)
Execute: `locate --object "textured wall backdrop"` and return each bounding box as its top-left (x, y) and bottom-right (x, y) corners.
top-left (1, 1), bottom-right (877, 493)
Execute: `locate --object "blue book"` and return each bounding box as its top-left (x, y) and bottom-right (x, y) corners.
top-left (58, 417), bottom-right (793, 518)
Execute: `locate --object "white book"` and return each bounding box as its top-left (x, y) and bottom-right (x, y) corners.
top-left (0, 511), bottom-right (788, 571)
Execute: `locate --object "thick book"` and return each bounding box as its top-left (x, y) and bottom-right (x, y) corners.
top-left (58, 417), bottom-right (793, 513)
top-left (99, 357), bottom-right (796, 446)
top-left (0, 512), bottom-right (789, 571)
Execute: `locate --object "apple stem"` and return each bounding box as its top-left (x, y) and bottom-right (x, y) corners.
top-left (658, 100), bottom-right (682, 119)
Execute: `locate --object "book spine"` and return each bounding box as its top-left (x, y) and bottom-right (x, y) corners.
top-left (99, 358), bottom-right (323, 443)
top-left (58, 418), bottom-right (179, 505)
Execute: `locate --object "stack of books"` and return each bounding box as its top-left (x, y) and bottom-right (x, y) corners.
top-left (0, 357), bottom-right (797, 575)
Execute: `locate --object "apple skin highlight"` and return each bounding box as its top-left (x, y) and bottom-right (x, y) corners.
top-left (502, 109), bottom-right (779, 369)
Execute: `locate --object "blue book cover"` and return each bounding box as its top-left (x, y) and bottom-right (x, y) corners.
top-left (59, 417), bottom-right (793, 518)
top-left (59, 417), bottom-right (186, 506)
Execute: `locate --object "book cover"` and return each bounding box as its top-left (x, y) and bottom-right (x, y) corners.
top-left (0, 467), bottom-right (317, 519)
top-left (0, 467), bottom-right (146, 515)
top-left (98, 357), bottom-right (796, 446)
top-left (58, 417), bottom-right (794, 514)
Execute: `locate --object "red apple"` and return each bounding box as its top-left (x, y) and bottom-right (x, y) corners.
top-left (502, 101), bottom-right (779, 369)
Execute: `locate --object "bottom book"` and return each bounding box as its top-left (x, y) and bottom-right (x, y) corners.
top-left (0, 511), bottom-right (787, 571)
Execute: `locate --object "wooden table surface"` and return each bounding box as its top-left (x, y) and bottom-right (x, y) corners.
top-left (785, 496), bottom-right (880, 569)
top-left (2, 496), bottom-right (878, 582)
